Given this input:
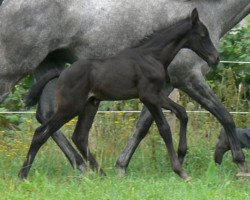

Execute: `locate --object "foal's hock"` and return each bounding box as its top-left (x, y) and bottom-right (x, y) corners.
top-left (19, 9), bottom-right (219, 179)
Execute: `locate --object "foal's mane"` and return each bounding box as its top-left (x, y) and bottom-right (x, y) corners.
top-left (133, 15), bottom-right (192, 48)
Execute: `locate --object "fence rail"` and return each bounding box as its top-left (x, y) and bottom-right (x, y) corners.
top-left (220, 60), bottom-right (250, 64)
top-left (0, 110), bottom-right (249, 114)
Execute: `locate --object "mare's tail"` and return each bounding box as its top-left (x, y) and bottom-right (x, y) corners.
top-left (26, 70), bottom-right (61, 107)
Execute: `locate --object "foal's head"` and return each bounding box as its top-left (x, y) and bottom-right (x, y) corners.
top-left (185, 8), bottom-right (219, 67)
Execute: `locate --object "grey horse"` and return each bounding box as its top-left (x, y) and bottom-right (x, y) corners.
top-left (215, 128), bottom-right (250, 163)
top-left (0, 0), bottom-right (249, 175)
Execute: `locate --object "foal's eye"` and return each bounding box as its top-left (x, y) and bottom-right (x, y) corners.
top-left (201, 33), bottom-right (206, 38)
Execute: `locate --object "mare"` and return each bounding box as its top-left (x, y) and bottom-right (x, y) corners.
top-left (19, 9), bottom-right (219, 179)
top-left (0, 0), bottom-right (249, 176)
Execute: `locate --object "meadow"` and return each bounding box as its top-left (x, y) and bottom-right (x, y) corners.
top-left (0, 111), bottom-right (250, 200)
top-left (0, 14), bottom-right (249, 200)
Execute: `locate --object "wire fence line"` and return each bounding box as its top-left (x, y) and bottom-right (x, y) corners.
top-left (220, 60), bottom-right (250, 64)
top-left (0, 110), bottom-right (249, 114)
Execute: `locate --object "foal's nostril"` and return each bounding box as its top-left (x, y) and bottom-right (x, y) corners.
top-left (215, 56), bottom-right (220, 65)
top-left (208, 54), bottom-right (220, 67)
top-left (217, 56), bottom-right (220, 62)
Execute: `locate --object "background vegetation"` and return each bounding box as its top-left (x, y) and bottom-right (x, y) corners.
top-left (0, 20), bottom-right (249, 199)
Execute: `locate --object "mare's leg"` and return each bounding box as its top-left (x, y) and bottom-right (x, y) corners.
top-left (36, 79), bottom-right (86, 173)
top-left (51, 132), bottom-right (86, 172)
top-left (141, 94), bottom-right (188, 179)
top-left (176, 74), bottom-right (248, 172)
top-left (159, 92), bottom-right (188, 165)
top-left (115, 106), bottom-right (153, 175)
top-left (116, 87), bottom-right (173, 174)
top-left (72, 100), bottom-right (105, 175)
top-left (19, 111), bottom-right (77, 179)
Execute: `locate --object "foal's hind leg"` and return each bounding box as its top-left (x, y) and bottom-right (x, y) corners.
top-left (72, 100), bottom-right (106, 175)
top-left (19, 112), bottom-right (76, 179)
top-left (34, 60), bottom-right (86, 172)
top-left (36, 103), bottom-right (86, 173)
top-left (160, 91), bottom-right (188, 165)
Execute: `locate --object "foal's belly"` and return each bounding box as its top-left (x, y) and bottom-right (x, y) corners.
top-left (90, 87), bottom-right (139, 101)
top-left (90, 74), bottom-right (139, 101)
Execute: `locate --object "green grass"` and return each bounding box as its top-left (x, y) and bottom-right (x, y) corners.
top-left (0, 158), bottom-right (250, 200)
top-left (1, 113), bottom-right (250, 199)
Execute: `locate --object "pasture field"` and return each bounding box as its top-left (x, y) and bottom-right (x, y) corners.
top-left (0, 112), bottom-right (250, 200)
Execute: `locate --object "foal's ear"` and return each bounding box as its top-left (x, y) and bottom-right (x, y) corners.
top-left (191, 8), bottom-right (199, 25)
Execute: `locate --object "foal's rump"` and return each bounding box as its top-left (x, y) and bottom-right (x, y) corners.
top-left (26, 70), bottom-right (61, 107)
top-left (55, 60), bottom-right (93, 110)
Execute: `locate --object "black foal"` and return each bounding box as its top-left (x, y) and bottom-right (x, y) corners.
top-left (19, 8), bottom-right (219, 179)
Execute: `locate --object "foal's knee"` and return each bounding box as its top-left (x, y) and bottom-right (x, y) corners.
top-left (175, 105), bottom-right (188, 124)
top-left (180, 109), bottom-right (188, 124)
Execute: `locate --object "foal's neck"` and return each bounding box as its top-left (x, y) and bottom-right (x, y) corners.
top-left (136, 18), bottom-right (191, 69)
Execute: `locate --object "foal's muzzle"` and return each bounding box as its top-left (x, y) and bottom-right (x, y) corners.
top-left (208, 54), bottom-right (220, 68)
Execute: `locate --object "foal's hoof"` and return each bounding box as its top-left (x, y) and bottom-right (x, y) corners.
top-left (18, 172), bottom-right (28, 180)
top-left (179, 171), bottom-right (189, 180)
top-left (236, 172), bottom-right (250, 179)
top-left (185, 176), bottom-right (192, 183)
top-left (18, 168), bottom-right (29, 180)
top-left (98, 168), bottom-right (107, 176)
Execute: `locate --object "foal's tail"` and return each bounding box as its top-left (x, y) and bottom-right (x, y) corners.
top-left (26, 70), bottom-right (61, 107)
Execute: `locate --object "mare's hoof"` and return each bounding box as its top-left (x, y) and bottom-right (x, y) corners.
top-left (236, 172), bottom-right (250, 179)
top-left (179, 170), bottom-right (189, 180)
top-left (117, 167), bottom-right (126, 177)
top-left (77, 164), bottom-right (87, 174)
top-left (115, 162), bottom-right (127, 177)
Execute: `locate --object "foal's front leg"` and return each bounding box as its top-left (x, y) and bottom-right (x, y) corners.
top-left (159, 91), bottom-right (188, 165)
top-left (72, 100), bottom-right (106, 175)
top-left (116, 87), bottom-right (189, 175)
top-left (140, 94), bottom-right (189, 180)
